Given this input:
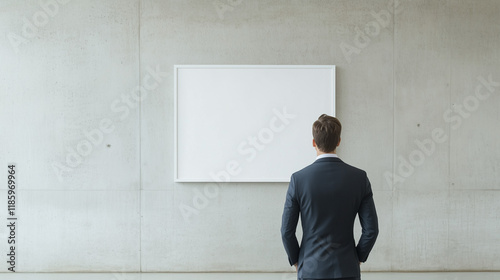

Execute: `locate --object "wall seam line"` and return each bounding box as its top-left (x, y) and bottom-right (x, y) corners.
top-left (391, 0), bottom-right (396, 272)
top-left (138, 0), bottom-right (143, 273)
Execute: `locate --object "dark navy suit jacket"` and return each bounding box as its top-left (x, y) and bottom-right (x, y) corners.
top-left (281, 157), bottom-right (378, 279)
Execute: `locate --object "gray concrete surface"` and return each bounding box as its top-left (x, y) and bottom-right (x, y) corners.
top-left (1, 272), bottom-right (500, 280)
top-left (0, 0), bottom-right (499, 273)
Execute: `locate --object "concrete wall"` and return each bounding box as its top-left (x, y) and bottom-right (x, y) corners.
top-left (0, 0), bottom-right (499, 273)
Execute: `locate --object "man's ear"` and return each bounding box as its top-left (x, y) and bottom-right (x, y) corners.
top-left (337, 137), bottom-right (341, 147)
top-left (312, 139), bottom-right (317, 147)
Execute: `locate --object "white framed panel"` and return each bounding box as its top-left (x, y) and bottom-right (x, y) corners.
top-left (175, 65), bottom-right (335, 182)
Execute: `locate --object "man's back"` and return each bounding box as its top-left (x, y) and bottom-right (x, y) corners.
top-left (281, 157), bottom-right (378, 279)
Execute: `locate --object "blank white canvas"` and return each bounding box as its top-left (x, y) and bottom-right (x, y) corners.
top-left (175, 65), bottom-right (335, 182)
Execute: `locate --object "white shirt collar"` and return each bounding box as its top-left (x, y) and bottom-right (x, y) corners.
top-left (316, 153), bottom-right (338, 160)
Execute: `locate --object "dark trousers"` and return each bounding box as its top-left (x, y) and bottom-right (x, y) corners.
top-left (298, 277), bottom-right (361, 280)
top-left (300, 278), bottom-right (361, 280)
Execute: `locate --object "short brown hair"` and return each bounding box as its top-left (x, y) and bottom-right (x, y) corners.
top-left (312, 114), bottom-right (341, 153)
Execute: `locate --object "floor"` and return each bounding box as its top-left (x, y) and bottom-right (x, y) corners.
top-left (0, 272), bottom-right (498, 280)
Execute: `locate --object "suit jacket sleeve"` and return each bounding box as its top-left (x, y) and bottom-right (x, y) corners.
top-left (281, 175), bottom-right (300, 266)
top-left (356, 176), bottom-right (379, 262)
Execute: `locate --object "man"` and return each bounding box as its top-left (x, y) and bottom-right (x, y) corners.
top-left (281, 114), bottom-right (378, 280)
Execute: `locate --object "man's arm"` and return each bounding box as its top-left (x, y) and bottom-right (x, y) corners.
top-left (281, 175), bottom-right (300, 266)
top-left (356, 176), bottom-right (379, 263)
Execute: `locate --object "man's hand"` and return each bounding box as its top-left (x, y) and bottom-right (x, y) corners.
top-left (294, 263), bottom-right (298, 272)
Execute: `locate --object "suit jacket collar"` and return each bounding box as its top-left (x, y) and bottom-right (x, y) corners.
top-left (314, 157), bottom-right (343, 163)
